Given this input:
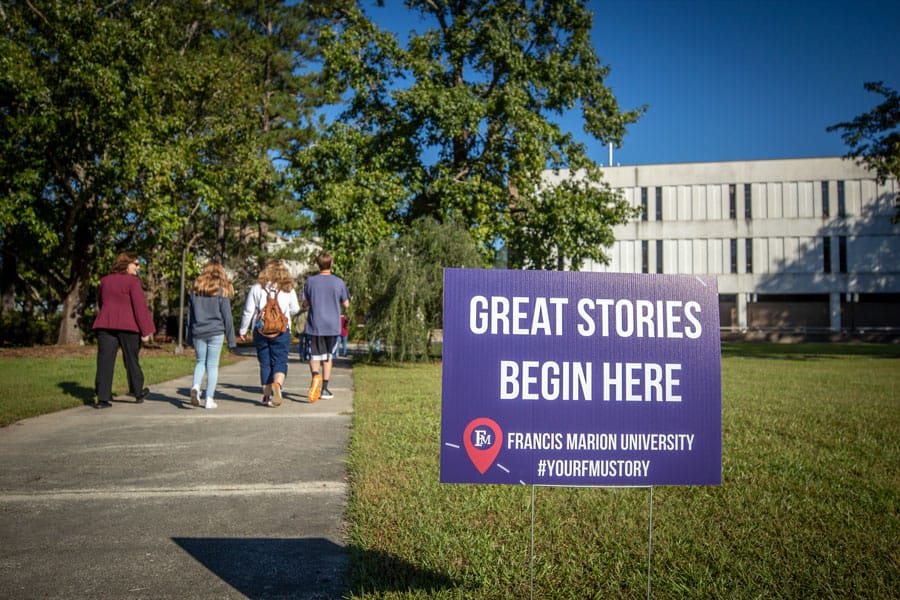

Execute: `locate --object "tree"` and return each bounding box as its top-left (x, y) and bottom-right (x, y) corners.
top-left (348, 218), bottom-right (483, 361)
top-left (292, 122), bottom-right (407, 271)
top-left (138, 0), bottom-right (328, 343)
top-left (304, 0), bottom-right (643, 270)
top-left (0, 1), bottom-right (327, 345)
top-left (0, 1), bottom-right (185, 344)
top-left (212, 0), bottom-right (326, 279)
top-left (827, 81), bottom-right (900, 223)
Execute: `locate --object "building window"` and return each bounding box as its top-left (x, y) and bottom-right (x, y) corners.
top-left (744, 183), bottom-right (752, 219)
top-left (745, 239), bottom-right (753, 274)
top-left (837, 181), bottom-right (846, 217)
top-left (730, 239), bottom-right (738, 274)
top-left (729, 184), bottom-right (736, 219)
top-left (823, 237), bottom-right (832, 273)
top-left (641, 240), bottom-right (649, 273)
top-left (656, 240), bottom-right (663, 273)
top-left (655, 187), bottom-right (663, 221)
top-left (821, 181), bottom-right (830, 217)
top-left (838, 236), bottom-right (847, 273)
top-left (641, 187), bottom-right (648, 221)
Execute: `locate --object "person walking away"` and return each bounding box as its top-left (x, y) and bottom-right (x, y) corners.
top-left (296, 305), bottom-right (312, 362)
top-left (186, 260), bottom-right (237, 409)
top-left (239, 259), bottom-right (300, 407)
top-left (302, 252), bottom-right (350, 401)
top-left (92, 252), bottom-right (156, 408)
top-left (336, 312), bottom-right (349, 358)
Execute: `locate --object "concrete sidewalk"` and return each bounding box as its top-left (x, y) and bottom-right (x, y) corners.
top-left (0, 346), bottom-right (353, 599)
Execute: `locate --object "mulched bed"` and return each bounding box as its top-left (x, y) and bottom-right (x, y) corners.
top-left (0, 343), bottom-right (191, 359)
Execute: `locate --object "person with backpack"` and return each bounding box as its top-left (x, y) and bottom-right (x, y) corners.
top-left (238, 259), bottom-right (300, 407)
top-left (186, 260), bottom-right (237, 409)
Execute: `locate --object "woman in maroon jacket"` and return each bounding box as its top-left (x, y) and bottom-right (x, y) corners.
top-left (92, 252), bottom-right (157, 408)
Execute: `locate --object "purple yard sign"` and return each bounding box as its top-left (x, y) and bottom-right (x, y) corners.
top-left (440, 268), bottom-right (722, 487)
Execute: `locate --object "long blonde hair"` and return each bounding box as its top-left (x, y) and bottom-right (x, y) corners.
top-left (192, 260), bottom-right (235, 298)
top-left (256, 259), bottom-right (295, 292)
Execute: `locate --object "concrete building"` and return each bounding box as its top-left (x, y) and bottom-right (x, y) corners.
top-left (546, 157), bottom-right (900, 337)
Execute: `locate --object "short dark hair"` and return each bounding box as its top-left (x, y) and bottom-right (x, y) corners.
top-left (316, 252), bottom-right (333, 271)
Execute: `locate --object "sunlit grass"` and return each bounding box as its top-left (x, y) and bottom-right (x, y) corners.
top-left (0, 347), bottom-right (237, 426)
top-left (347, 344), bottom-right (900, 599)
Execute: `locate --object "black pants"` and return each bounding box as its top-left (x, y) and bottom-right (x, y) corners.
top-left (95, 329), bottom-right (144, 403)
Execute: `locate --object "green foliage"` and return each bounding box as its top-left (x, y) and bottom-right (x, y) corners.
top-left (301, 0), bottom-right (644, 269)
top-left (827, 81), bottom-right (900, 223)
top-left (511, 164), bottom-right (639, 270)
top-left (348, 218), bottom-right (482, 361)
top-left (0, 0), bottom-right (175, 341)
top-left (0, 1), bottom-right (329, 344)
top-left (0, 311), bottom-right (59, 347)
top-left (0, 0), bottom-right (646, 347)
top-left (292, 122), bottom-right (406, 271)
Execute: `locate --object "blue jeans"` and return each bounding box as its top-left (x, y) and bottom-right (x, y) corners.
top-left (299, 333), bottom-right (311, 362)
top-left (331, 336), bottom-right (346, 358)
top-left (193, 334), bottom-right (225, 400)
top-left (253, 330), bottom-right (291, 385)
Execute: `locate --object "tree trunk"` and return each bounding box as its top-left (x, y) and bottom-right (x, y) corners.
top-left (258, 219), bottom-right (269, 257)
top-left (0, 251), bottom-right (17, 313)
top-left (216, 211), bottom-right (227, 262)
top-left (56, 277), bottom-right (85, 345)
top-left (157, 277), bottom-right (170, 339)
top-left (56, 230), bottom-right (94, 345)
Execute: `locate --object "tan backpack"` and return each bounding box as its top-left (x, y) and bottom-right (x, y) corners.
top-left (255, 288), bottom-right (288, 337)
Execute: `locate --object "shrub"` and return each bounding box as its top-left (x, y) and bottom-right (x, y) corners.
top-left (0, 310), bottom-right (61, 346)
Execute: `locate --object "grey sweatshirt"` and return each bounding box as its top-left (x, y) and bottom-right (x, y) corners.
top-left (186, 292), bottom-right (237, 347)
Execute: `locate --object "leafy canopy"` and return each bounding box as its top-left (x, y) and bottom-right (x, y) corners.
top-left (301, 0), bottom-right (644, 270)
top-left (827, 81), bottom-right (900, 223)
top-left (0, 0), bottom-right (326, 344)
top-left (347, 217), bottom-right (483, 361)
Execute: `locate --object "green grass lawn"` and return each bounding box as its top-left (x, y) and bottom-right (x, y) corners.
top-left (0, 346), bottom-right (237, 426)
top-left (347, 343), bottom-right (900, 599)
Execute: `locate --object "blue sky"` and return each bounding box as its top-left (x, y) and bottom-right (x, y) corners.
top-left (363, 0), bottom-right (900, 166)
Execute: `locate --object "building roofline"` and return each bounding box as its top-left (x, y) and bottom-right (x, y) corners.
top-left (596, 156), bottom-right (853, 169)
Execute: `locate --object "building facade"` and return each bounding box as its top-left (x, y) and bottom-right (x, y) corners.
top-left (547, 157), bottom-right (900, 336)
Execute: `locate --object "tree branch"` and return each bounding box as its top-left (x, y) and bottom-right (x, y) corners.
top-left (23, 0), bottom-right (49, 26)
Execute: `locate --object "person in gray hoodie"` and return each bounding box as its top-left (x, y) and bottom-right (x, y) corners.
top-left (186, 260), bottom-right (237, 408)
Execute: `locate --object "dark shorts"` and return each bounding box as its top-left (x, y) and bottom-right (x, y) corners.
top-left (309, 336), bottom-right (338, 360)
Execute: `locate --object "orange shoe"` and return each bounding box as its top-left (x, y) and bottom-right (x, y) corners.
top-left (308, 373), bottom-right (322, 403)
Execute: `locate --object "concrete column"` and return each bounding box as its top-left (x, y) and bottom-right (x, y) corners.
top-left (830, 293), bottom-right (841, 332)
top-left (737, 293), bottom-right (748, 330)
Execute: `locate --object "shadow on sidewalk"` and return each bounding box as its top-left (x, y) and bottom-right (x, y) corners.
top-left (174, 537), bottom-right (346, 599)
top-left (173, 537), bottom-right (460, 599)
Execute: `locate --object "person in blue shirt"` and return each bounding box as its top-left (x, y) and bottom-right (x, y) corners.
top-left (186, 260), bottom-right (236, 409)
top-left (301, 252), bottom-right (350, 402)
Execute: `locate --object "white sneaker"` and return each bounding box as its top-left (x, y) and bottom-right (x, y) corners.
top-left (204, 399), bottom-right (218, 409)
top-left (190, 386), bottom-right (201, 407)
top-left (271, 382), bottom-right (283, 407)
